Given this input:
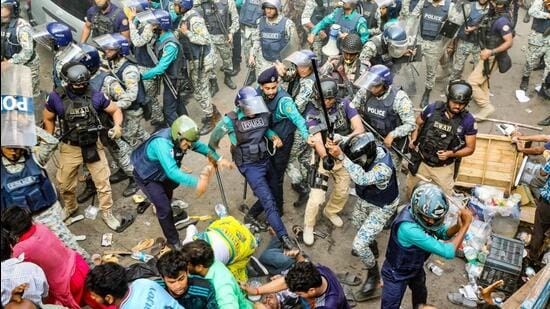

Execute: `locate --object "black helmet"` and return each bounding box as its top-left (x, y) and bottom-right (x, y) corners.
top-left (447, 80), bottom-right (473, 105)
top-left (341, 33), bottom-right (363, 54)
top-left (61, 63), bottom-right (91, 84)
top-left (342, 132), bottom-right (377, 167)
top-left (320, 80), bottom-right (338, 99)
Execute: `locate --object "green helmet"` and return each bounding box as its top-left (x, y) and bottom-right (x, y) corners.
top-left (171, 115), bottom-right (199, 143)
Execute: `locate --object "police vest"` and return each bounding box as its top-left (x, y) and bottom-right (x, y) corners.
top-left (287, 74), bottom-right (316, 114)
top-left (532, 7), bottom-right (550, 34)
top-left (261, 88), bottom-right (296, 140)
top-left (58, 87), bottom-right (101, 146)
top-left (259, 16), bottom-right (289, 61)
top-left (131, 128), bottom-right (185, 182)
top-left (201, 0), bottom-right (230, 36)
top-left (239, 0), bottom-right (263, 27)
top-left (329, 100), bottom-right (352, 136)
top-left (115, 60), bottom-right (146, 111)
top-left (355, 146), bottom-right (398, 207)
top-left (409, 0), bottom-right (421, 13)
top-left (88, 71), bottom-right (110, 94)
top-left (420, 0), bottom-right (450, 41)
top-left (418, 101), bottom-right (465, 167)
top-left (133, 28), bottom-right (156, 68)
top-left (154, 34), bottom-right (183, 79)
top-left (180, 10), bottom-right (212, 61)
top-left (333, 8), bottom-right (362, 33)
top-left (360, 1), bottom-right (378, 29)
top-left (361, 88), bottom-right (402, 138)
top-left (311, 0), bottom-right (337, 25)
top-left (1, 19), bottom-right (35, 62)
top-left (227, 111), bottom-right (270, 166)
top-left (1, 153), bottom-right (57, 213)
top-left (91, 7), bottom-right (123, 38)
top-left (457, 2), bottom-right (487, 43)
top-left (483, 14), bottom-right (510, 49)
top-left (385, 206), bottom-right (432, 279)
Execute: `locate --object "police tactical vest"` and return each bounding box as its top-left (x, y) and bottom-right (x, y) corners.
top-left (1, 153), bottom-right (57, 213)
top-left (311, 0), bottom-right (337, 25)
top-left (360, 1), bottom-right (378, 29)
top-left (180, 10), bottom-right (211, 61)
top-left (201, 0), bottom-right (230, 35)
top-left (1, 19), bottom-right (21, 60)
top-left (385, 206), bottom-right (432, 279)
top-left (361, 88), bottom-right (402, 138)
top-left (418, 101), bottom-right (465, 167)
top-left (483, 14), bottom-right (510, 49)
top-left (262, 88), bottom-right (296, 140)
top-left (532, 7), bottom-right (550, 34)
top-left (131, 128), bottom-right (185, 182)
top-left (420, 0), bottom-right (450, 40)
top-left (154, 34), bottom-right (182, 79)
top-left (59, 88), bottom-right (101, 146)
top-left (227, 111), bottom-right (270, 166)
top-left (259, 16), bottom-right (289, 61)
top-left (287, 74), bottom-right (316, 114)
top-left (329, 100), bottom-right (352, 136)
top-left (239, 0), bottom-right (263, 27)
top-left (115, 60), bottom-right (146, 110)
top-left (91, 7), bottom-right (123, 38)
top-left (88, 71), bottom-right (110, 94)
top-left (457, 2), bottom-right (486, 43)
top-left (333, 8), bottom-right (361, 33)
top-left (355, 146), bottom-right (398, 207)
top-left (133, 28), bottom-right (156, 68)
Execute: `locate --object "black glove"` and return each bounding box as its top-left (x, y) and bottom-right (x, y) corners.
top-left (322, 156), bottom-right (334, 171)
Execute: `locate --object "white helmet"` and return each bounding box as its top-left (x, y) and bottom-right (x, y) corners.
top-left (261, 0), bottom-right (281, 11)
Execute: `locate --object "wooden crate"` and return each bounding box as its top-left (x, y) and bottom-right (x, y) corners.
top-left (455, 134), bottom-right (523, 194)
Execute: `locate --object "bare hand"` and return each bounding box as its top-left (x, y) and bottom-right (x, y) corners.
top-left (409, 140), bottom-right (417, 151)
top-left (304, 22), bottom-right (314, 30)
top-left (459, 208), bottom-right (473, 226)
top-left (227, 33), bottom-right (233, 45)
top-left (319, 30), bottom-right (327, 40)
top-left (272, 135), bottom-right (283, 148)
top-left (326, 141), bottom-right (343, 158)
top-left (10, 283), bottom-right (28, 303)
top-left (383, 134), bottom-right (394, 149)
top-left (239, 282), bottom-right (256, 295)
top-left (217, 158), bottom-right (236, 170)
top-left (338, 32), bottom-right (348, 40)
top-left (109, 125), bottom-right (123, 139)
top-left (307, 33), bottom-right (315, 45)
top-left (248, 54), bottom-right (256, 67)
top-left (464, 26), bottom-right (477, 33)
top-left (274, 60), bottom-right (287, 76)
top-left (127, 7), bottom-right (137, 21)
top-left (480, 48), bottom-right (492, 60)
top-left (179, 22), bottom-right (189, 34)
top-left (196, 165), bottom-right (214, 197)
top-left (436, 150), bottom-right (453, 161)
top-left (307, 134), bottom-right (319, 146)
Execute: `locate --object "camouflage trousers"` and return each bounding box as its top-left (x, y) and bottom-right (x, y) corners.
top-left (450, 40), bottom-right (481, 81)
top-left (282, 0), bottom-right (307, 43)
top-left (242, 25), bottom-right (256, 63)
top-left (522, 32), bottom-right (550, 84)
top-left (419, 38), bottom-right (448, 90)
top-left (286, 131), bottom-right (312, 185)
top-left (189, 55), bottom-right (214, 117)
top-left (139, 66), bottom-right (162, 124)
top-left (311, 35), bottom-right (325, 61)
top-left (28, 57), bottom-right (41, 97)
top-left (33, 201), bottom-right (92, 264)
top-left (352, 197), bottom-right (399, 268)
top-left (210, 35), bottom-right (234, 79)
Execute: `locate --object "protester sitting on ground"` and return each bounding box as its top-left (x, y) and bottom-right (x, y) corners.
top-left (241, 260), bottom-right (350, 309)
top-left (85, 262), bottom-right (183, 308)
top-left (1, 207), bottom-right (97, 309)
top-left (181, 239), bottom-right (253, 308)
top-left (1, 231), bottom-right (48, 307)
top-left (156, 250), bottom-right (218, 308)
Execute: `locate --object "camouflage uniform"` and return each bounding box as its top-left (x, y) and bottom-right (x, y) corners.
top-left (129, 22), bottom-right (163, 124)
top-left (400, 0), bottom-right (424, 37)
top-left (3, 17), bottom-right (40, 97)
top-left (301, 0), bottom-right (330, 58)
top-left (321, 55), bottom-right (369, 98)
top-left (282, 0), bottom-right (307, 43)
top-left (344, 147), bottom-right (398, 269)
top-left (2, 127), bottom-right (90, 263)
top-left (521, 0), bottom-right (550, 86)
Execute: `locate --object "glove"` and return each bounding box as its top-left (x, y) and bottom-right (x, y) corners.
top-left (109, 125), bottom-right (123, 139)
top-left (322, 156), bottom-right (334, 171)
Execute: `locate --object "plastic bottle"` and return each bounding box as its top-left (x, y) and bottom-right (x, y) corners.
top-left (131, 251), bottom-right (154, 262)
top-left (215, 203), bottom-right (228, 218)
top-left (84, 205), bottom-right (99, 220)
top-left (247, 279), bottom-right (262, 301)
top-left (426, 262), bottom-right (443, 276)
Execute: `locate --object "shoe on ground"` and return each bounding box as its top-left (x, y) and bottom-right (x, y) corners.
top-left (244, 214), bottom-right (268, 231)
top-left (537, 116), bottom-right (550, 126)
top-left (77, 179), bottom-right (96, 204)
top-left (447, 292), bottom-right (477, 308)
top-left (101, 210), bottom-right (121, 231)
top-left (249, 256), bottom-right (269, 276)
top-left (109, 169), bottom-right (129, 184)
top-left (303, 226), bottom-right (315, 246)
top-left (280, 235), bottom-right (298, 251)
top-left (122, 179), bottom-right (138, 197)
top-left (323, 209), bottom-right (343, 227)
top-left (173, 208), bottom-right (189, 226)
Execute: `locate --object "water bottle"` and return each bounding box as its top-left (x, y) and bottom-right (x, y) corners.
top-left (247, 278), bottom-right (262, 302)
top-left (131, 251), bottom-right (153, 262)
top-left (215, 203), bottom-right (228, 218)
top-left (426, 262), bottom-right (443, 276)
top-left (84, 205), bottom-right (99, 220)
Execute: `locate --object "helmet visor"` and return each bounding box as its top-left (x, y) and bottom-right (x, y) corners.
top-left (239, 96), bottom-right (269, 116)
top-left (31, 24), bottom-right (54, 50)
top-left (354, 71), bottom-right (385, 91)
top-left (93, 34), bottom-right (119, 51)
top-left (283, 51), bottom-right (312, 67)
top-left (57, 43), bottom-right (86, 64)
top-left (136, 10), bottom-right (159, 25)
top-left (122, 0), bottom-right (149, 11)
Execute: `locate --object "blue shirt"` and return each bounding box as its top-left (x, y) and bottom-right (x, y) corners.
top-left (490, 15), bottom-right (513, 38)
top-left (142, 32), bottom-right (179, 80)
top-left (120, 279), bottom-right (182, 309)
top-left (45, 89), bottom-right (110, 116)
top-left (420, 103), bottom-right (478, 138)
top-left (86, 3), bottom-right (129, 33)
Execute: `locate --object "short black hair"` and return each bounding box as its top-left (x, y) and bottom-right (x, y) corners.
top-left (181, 239), bottom-right (214, 268)
top-left (1, 207), bottom-right (33, 238)
top-left (157, 250), bottom-right (188, 279)
top-left (85, 262), bottom-right (128, 299)
top-left (1, 230), bottom-right (13, 262)
top-left (285, 261), bottom-right (322, 293)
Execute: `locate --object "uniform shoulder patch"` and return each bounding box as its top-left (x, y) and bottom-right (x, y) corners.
top-left (122, 19), bottom-right (129, 26)
top-left (502, 25), bottom-right (510, 32)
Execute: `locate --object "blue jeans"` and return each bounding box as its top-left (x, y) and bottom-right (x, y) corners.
top-left (381, 260), bottom-right (428, 309)
top-left (259, 237), bottom-right (295, 275)
top-left (238, 159), bottom-right (288, 238)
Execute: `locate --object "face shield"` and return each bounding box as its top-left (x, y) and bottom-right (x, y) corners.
top-left (122, 0), bottom-right (149, 11)
top-left (136, 10), bottom-right (160, 25)
top-left (283, 51), bottom-right (313, 68)
top-left (31, 24), bottom-right (55, 51)
top-left (93, 34), bottom-right (119, 52)
top-left (387, 36), bottom-right (409, 58)
top-left (238, 96), bottom-right (269, 117)
top-left (57, 43), bottom-right (86, 64)
top-left (354, 70), bottom-right (385, 91)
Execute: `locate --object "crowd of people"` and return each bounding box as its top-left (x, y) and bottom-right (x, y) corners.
top-left (1, 0), bottom-right (549, 307)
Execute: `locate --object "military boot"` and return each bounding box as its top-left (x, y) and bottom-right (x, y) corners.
top-left (523, 11), bottom-right (531, 23)
top-left (224, 73), bottom-right (237, 89)
top-left (109, 169), bottom-right (128, 184)
top-left (122, 178), bottom-right (138, 197)
top-left (101, 210), bottom-right (121, 231)
top-left (245, 68), bottom-right (256, 86)
top-left (230, 65), bottom-right (241, 76)
top-left (77, 178), bottom-right (96, 204)
top-left (354, 262), bottom-right (381, 302)
top-left (303, 226), bottom-right (315, 246)
top-left (209, 78), bottom-right (219, 97)
top-left (420, 88), bottom-right (431, 108)
top-left (199, 115), bottom-right (216, 135)
top-left (519, 76), bottom-right (530, 91)
top-left (291, 183), bottom-right (310, 207)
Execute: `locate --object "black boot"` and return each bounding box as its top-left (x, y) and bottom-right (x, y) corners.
top-left (292, 183), bottom-right (310, 207)
top-left (122, 178), bottom-right (138, 197)
top-left (224, 73), bottom-right (237, 89)
top-left (520, 76), bottom-right (530, 91)
top-left (77, 178), bottom-right (96, 204)
top-left (245, 69), bottom-right (256, 86)
top-left (199, 115), bottom-right (216, 135)
top-left (369, 240), bottom-right (379, 259)
top-left (538, 116), bottom-right (550, 126)
top-left (354, 262), bottom-right (381, 302)
top-left (280, 235), bottom-right (298, 251)
top-left (420, 88), bottom-right (431, 108)
top-left (244, 213), bottom-right (268, 231)
top-left (523, 11), bottom-right (530, 23)
top-left (209, 78), bottom-right (219, 97)
top-left (230, 65), bottom-right (241, 76)
top-left (109, 169), bottom-right (129, 184)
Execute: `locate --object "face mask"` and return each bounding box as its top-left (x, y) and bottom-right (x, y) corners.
top-left (69, 84), bottom-right (88, 95)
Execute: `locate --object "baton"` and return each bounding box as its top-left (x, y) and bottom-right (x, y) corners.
top-left (360, 119), bottom-right (415, 166)
top-left (215, 168), bottom-right (229, 207)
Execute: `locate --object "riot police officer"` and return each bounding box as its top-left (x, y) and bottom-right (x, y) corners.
top-left (42, 63), bottom-right (123, 231)
top-left (352, 64), bottom-right (416, 172)
top-left (209, 87), bottom-right (298, 251)
top-left (80, 0), bottom-right (130, 42)
top-left (406, 80), bottom-right (477, 197)
top-left (1, 0), bottom-right (40, 97)
top-left (321, 33), bottom-right (370, 99)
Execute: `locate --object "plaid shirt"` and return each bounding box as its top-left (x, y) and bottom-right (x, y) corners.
top-left (541, 158), bottom-right (550, 202)
top-left (1, 254), bottom-right (49, 306)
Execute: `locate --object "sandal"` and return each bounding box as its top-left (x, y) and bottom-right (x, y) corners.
top-left (115, 213), bottom-right (136, 233)
top-left (132, 239), bottom-right (155, 253)
top-left (150, 237), bottom-right (167, 256)
top-left (176, 219), bottom-right (199, 230)
top-left (137, 200), bottom-right (151, 214)
top-left (292, 225), bottom-right (303, 238)
top-left (337, 272), bottom-right (362, 286)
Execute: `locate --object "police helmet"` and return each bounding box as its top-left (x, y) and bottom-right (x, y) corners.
top-left (320, 80), bottom-right (338, 99)
top-left (383, 23), bottom-right (409, 58)
top-left (342, 132), bottom-right (377, 167)
top-left (93, 33), bottom-right (130, 56)
top-left (45, 22), bottom-right (72, 47)
top-left (171, 115), bottom-right (200, 143)
top-left (235, 86), bottom-right (269, 116)
top-left (354, 64), bottom-right (393, 90)
top-left (1, 0), bottom-right (19, 17)
top-left (152, 9), bottom-right (172, 30)
top-left (342, 0), bottom-right (359, 4)
top-left (78, 43), bottom-right (101, 73)
top-left (261, 0), bottom-right (281, 11)
top-left (61, 63), bottom-right (91, 84)
top-left (124, 0), bottom-right (150, 12)
top-left (447, 80), bottom-right (472, 105)
top-left (341, 33), bottom-right (363, 54)
top-left (173, 0), bottom-right (193, 10)
top-left (410, 183), bottom-right (449, 232)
